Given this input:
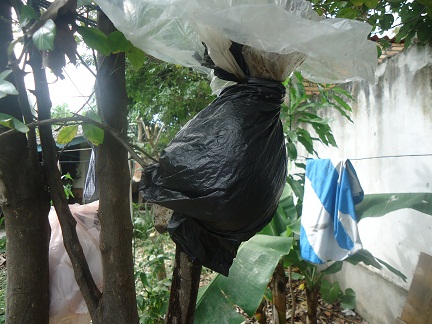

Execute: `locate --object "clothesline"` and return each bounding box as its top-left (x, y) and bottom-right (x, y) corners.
top-left (297, 153), bottom-right (432, 162)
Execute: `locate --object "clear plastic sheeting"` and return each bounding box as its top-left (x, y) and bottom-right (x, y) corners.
top-left (94, 0), bottom-right (377, 84)
top-left (49, 201), bottom-right (102, 324)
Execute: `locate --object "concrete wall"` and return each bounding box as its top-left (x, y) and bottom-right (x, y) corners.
top-left (302, 44), bottom-right (432, 323)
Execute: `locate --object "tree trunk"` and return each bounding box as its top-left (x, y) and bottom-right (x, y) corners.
top-left (166, 245), bottom-right (202, 324)
top-left (270, 260), bottom-right (287, 324)
top-left (95, 12), bottom-right (139, 323)
top-left (306, 286), bottom-right (319, 324)
top-left (0, 3), bottom-right (51, 322)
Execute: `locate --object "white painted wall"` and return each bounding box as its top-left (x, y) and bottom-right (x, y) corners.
top-left (300, 44), bottom-right (432, 323)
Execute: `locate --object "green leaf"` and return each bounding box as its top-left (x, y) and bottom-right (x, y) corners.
top-left (339, 288), bottom-right (356, 309)
top-left (395, 21), bottom-right (417, 43)
top-left (0, 70), bottom-right (18, 98)
top-left (320, 261), bottom-right (343, 275)
top-left (57, 125), bottom-right (78, 144)
top-left (380, 14), bottom-right (395, 31)
top-left (287, 217), bottom-right (301, 235)
top-left (320, 280), bottom-right (341, 304)
top-left (108, 31), bottom-right (130, 54)
top-left (377, 45), bottom-right (382, 58)
top-left (126, 44), bottom-right (146, 70)
top-left (32, 19), bottom-right (56, 51)
top-left (374, 256), bottom-right (408, 282)
top-left (297, 129), bottom-right (315, 154)
top-left (82, 111), bottom-right (104, 145)
top-left (345, 249), bottom-right (382, 268)
top-left (287, 142), bottom-right (297, 160)
top-left (20, 5), bottom-right (38, 27)
top-left (346, 249), bottom-right (407, 282)
top-left (195, 235), bottom-right (293, 322)
top-left (350, 0), bottom-right (364, 5)
top-left (417, 19), bottom-right (432, 43)
top-left (332, 94), bottom-right (352, 112)
top-left (77, 26), bottom-right (111, 56)
top-left (338, 8), bottom-right (357, 19)
top-left (364, 0), bottom-right (378, 8)
top-left (286, 175), bottom-right (304, 199)
top-left (356, 193), bottom-right (432, 219)
top-left (0, 113), bottom-right (29, 133)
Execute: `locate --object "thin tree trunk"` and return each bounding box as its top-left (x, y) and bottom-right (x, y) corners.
top-left (166, 245), bottom-right (202, 324)
top-left (0, 3), bottom-right (51, 322)
top-left (95, 11), bottom-right (139, 323)
top-left (306, 286), bottom-right (319, 324)
top-left (270, 260), bottom-right (287, 324)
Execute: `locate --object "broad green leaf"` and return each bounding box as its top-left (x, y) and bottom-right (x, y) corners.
top-left (345, 249), bottom-right (407, 282)
top-left (57, 125), bottom-right (78, 144)
top-left (287, 217), bottom-right (301, 235)
top-left (0, 71), bottom-right (18, 98)
top-left (108, 31), bottom-right (130, 54)
top-left (82, 111), bottom-right (104, 145)
top-left (414, 0), bottom-right (432, 5)
top-left (1, 70), bottom-right (12, 81)
top-left (374, 256), bottom-right (407, 282)
top-left (320, 261), bottom-right (343, 275)
top-left (338, 8), bottom-right (357, 19)
top-left (195, 235), bottom-right (293, 323)
top-left (20, 5), bottom-right (38, 27)
top-left (0, 113), bottom-right (29, 133)
top-left (356, 193), bottom-right (432, 219)
top-left (286, 175), bottom-right (304, 199)
top-left (364, 0), bottom-right (378, 8)
top-left (417, 20), bottom-right (432, 43)
top-left (339, 288), bottom-right (356, 309)
top-left (32, 19), bottom-right (56, 51)
top-left (350, 0), bottom-right (364, 5)
top-left (320, 280), bottom-right (340, 304)
top-left (77, 26), bottom-right (111, 56)
top-left (126, 44), bottom-right (146, 70)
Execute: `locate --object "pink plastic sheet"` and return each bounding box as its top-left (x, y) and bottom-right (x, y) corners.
top-left (49, 201), bottom-right (102, 324)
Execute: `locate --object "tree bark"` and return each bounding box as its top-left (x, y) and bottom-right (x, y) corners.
top-left (95, 12), bottom-right (139, 323)
top-left (0, 3), bottom-right (51, 322)
top-left (166, 245), bottom-right (202, 324)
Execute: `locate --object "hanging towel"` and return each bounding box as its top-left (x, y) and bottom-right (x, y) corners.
top-left (300, 159), bottom-right (364, 264)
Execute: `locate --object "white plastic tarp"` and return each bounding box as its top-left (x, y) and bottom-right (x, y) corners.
top-left (93, 0), bottom-right (377, 84)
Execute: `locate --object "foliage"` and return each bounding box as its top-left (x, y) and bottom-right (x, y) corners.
top-left (0, 70), bottom-right (18, 99)
top-left (194, 235), bottom-right (293, 323)
top-left (132, 205), bottom-right (174, 323)
top-left (61, 173), bottom-right (75, 200)
top-left (126, 56), bottom-right (214, 151)
top-left (312, 0), bottom-right (432, 49)
top-left (282, 72), bottom-right (354, 160)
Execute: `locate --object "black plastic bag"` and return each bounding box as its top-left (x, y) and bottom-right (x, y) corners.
top-left (140, 78), bottom-right (287, 276)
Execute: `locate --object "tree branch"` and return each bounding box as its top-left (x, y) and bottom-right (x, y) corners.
top-left (0, 115), bottom-right (157, 166)
top-left (28, 43), bottom-right (102, 316)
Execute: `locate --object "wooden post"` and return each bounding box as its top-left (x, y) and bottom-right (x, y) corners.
top-left (166, 245), bottom-right (202, 324)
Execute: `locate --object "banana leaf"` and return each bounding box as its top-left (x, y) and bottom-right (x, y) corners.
top-left (194, 235), bottom-right (293, 323)
top-left (356, 193), bottom-right (432, 219)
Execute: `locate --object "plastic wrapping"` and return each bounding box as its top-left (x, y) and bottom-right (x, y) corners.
top-left (94, 0), bottom-right (377, 86)
top-left (140, 79), bottom-right (287, 275)
top-left (49, 201), bottom-right (102, 324)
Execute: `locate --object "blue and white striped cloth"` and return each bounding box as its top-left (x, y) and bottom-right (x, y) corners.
top-left (300, 159), bottom-right (364, 264)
